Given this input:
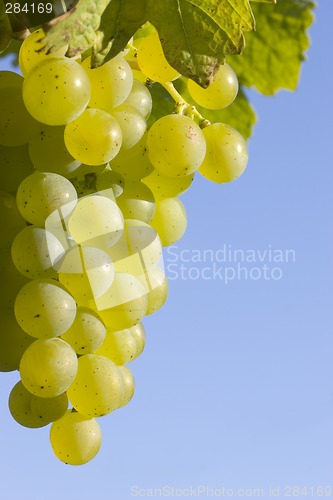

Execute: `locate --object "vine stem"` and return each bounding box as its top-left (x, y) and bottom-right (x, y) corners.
top-left (161, 82), bottom-right (210, 127)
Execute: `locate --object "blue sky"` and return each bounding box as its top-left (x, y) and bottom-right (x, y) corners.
top-left (1, 2), bottom-right (332, 499)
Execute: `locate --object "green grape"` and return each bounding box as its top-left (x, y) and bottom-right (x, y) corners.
top-left (147, 114), bottom-right (206, 177)
top-left (95, 328), bottom-right (138, 365)
top-left (14, 279), bottom-right (77, 339)
top-left (30, 392), bottom-right (68, 423)
top-left (188, 63), bottom-right (238, 110)
top-left (0, 70), bottom-right (23, 90)
top-left (139, 265), bottom-right (168, 315)
top-left (19, 29), bottom-right (67, 77)
top-left (92, 272), bottom-right (148, 331)
top-left (109, 104), bottom-right (147, 149)
top-left (29, 125), bottom-right (81, 177)
top-left (0, 144), bottom-right (35, 193)
top-left (199, 123), bottom-right (248, 183)
top-left (20, 338), bottom-right (78, 397)
top-left (151, 197), bottom-right (187, 246)
top-left (137, 32), bottom-right (180, 83)
top-left (67, 354), bottom-right (124, 417)
top-left (8, 381), bottom-right (50, 428)
top-left (123, 79), bottom-right (152, 119)
top-left (110, 133), bottom-right (154, 181)
top-left (23, 58), bottom-right (91, 126)
top-left (81, 55), bottom-right (133, 112)
top-left (0, 191), bottom-right (26, 250)
top-left (11, 226), bottom-right (65, 279)
top-left (50, 410), bottom-right (102, 465)
top-left (0, 311), bottom-right (33, 372)
top-left (64, 108), bottom-right (122, 166)
top-left (0, 85), bottom-right (40, 146)
top-left (67, 194), bottom-right (124, 248)
top-left (142, 168), bottom-right (194, 199)
top-left (130, 322), bottom-right (146, 360)
top-left (0, 248), bottom-right (29, 310)
top-left (96, 168), bottom-right (125, 198)
top-left (118, 366), bottom-right (135, 408)
top-left (116, 181), bottom-right (155, 224)
top-left (58, 246), bottom-right (115, 306)
top-left (61, 307), bottom-right (106, 354)
top-left (16, 171), bottom-right (78, 226)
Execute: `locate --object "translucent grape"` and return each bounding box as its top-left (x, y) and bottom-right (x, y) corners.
top-left (20, 338), bottom-right (78, 397)
top-left (16, 171), bottom-right (78, 226)
top-left (147, 114), bottom-right (206, 177)
top-left (199, 123), bottom-right (248, 183)
top-left (110, 133), bottom-right (154, 181)
top-left (188, 63), bottom-right (238, 110)
top-left (0, 85), bottom-right (40, 146)
top-left (123, 79), bottom-right (152, 119)
top-left (67, 194), bottom-right (124, 247)
top-left (109, 104), bottom-right (147, 149)
top-left (151, 197), bottom-right (187, 246)
top-left (23, 58), bottom-right (91, 126)
top-left (14, 279), bottom-right (77, 339)
top-left (116, 181), bottom-right (155, 223)
top-left (29, 125), bottom-right (81, 177)
top-left (50, 410), bottom-right (102, 465)
top-left (61, 307), bottom-right (106, 354)
top-left (30, 392), bottom-right (68, 423)
top-left (137, 32), bottom-right (180, 83)
top-left (0, 248), bottom-right (28, 310)
top-left (11, 226), bottom-right (65, 279)
top-left (92, 273), bottom-right (148, 331)
top-left (81, 55), bottom-right (133, 112)
top-left (0, 144), bottom-right (35, 192)
top-left (67, 354), bottom-right (124, 416)
top-left (139, 266), bottom-right (168, 315)
top-left (130, 322), bottom-right (146, 360)
top-left (64, 108), bottom-right (122, 165)
top-left (19, 29), bottom-right (67, 77)
top-left (118, 366), bottom-right (135, 408)
top-left (8, 381), bottom-right (49, 428)
top-left (0, 311), bottom-right (33, 372)
top-left (95, 327), bottom-right (138, 365)
top-left (96, 168), bottom-right (125, 198)
top-left (142, 168), bottom-right (194, 199)
top-left (0, 191), bottom-right (26, 250)
top-left (0, 70), bottom-right (22, 90)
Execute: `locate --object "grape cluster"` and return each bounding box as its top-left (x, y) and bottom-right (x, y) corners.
top-left (0, 27), bottom-right (248, 465)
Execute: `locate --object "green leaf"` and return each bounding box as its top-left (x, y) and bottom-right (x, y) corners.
top-left (0, 1), bottom-right (13, 53)
top-left (250, 0), bottom-right (276, 4)
top-left (229, 0), bottom-right (315, 95)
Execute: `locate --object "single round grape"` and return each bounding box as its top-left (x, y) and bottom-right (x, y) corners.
top-left (14, 279), bottom-right (77, 339)
top-left (8, 381), bottom-right (50, 428)
top-left (110, 133), bottom-right (154, 181)
top-left (0, 312), bottom-right (33, 372)
top-left (0, 191), bottom-right (26, 250)
top-left (118, 366), bottom-right (135, 408)
top-left (0, 144), bottom-right (35, 193)
top-left (188, 63), bottom-right (238, 110)
top-left (109, 104), bottom-right (147, 149)
top-left (116, 181), bottom-right (155, 224)
top-left (67, 354), bottom-right (124, 417)
top-left (123, 79), bottom-right (152, 119)
top-left (199, 123), bottom-right (248, 183)
top-left (30, 392), bottom-right (68, 423)
top-left (137, 32), bottom-right (180, 83)
top-left (151, 197), bottom-right (187, 246)
top-left (0, 70), bottom-right (23, 90)
top-left (23, 58), bottom-right (91, 126)
top-left (64, 108), bottom-right (122, 165)
top-left (50, 410), bottom-right (102, 465)
top-left (11, 226), bottom-right (65, 279)
top-left (96, 323), bottom-right (145, 364)
top-left (58, 246), bottom-right (114, 306)
top-left (147, 114), bottom-right (206, 177)
top-left (130, 322), bottom-right (146, 360)
top-left (29, 125), bottom-right (81, 177)
top-left (92, 272), bottom-right (148, 331)
top-left (61, 307), bottom-right (106, 354)
top-left (20, 337), bottom-right (78, 397)
top-left (16, 171), bottom-right (78, 226)
top-left (19, 29), bottom-right (67, 77)
top-left (96, 168), bottom-right (125, 198)
top-left (142, 168), bottom-right (194, 199)
top-left (81, 55), bottom-right (133, 112)
top-left (139, 265), bottom-right (168, 315)
top-left (0, 248), bottom-right (29, 310)
top-left (67, 194), bottom-right (124, 248)
top-left (0, 86), bottom-right (40, 146)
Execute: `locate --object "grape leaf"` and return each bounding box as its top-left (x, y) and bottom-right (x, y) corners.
top-left (229, 0), bottom-right (315, 94)
top-left (0, 1), bottom-right (12, 53)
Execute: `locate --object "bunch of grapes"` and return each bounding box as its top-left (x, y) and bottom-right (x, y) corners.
top-left (0, 26), bottom-right (248, 465)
